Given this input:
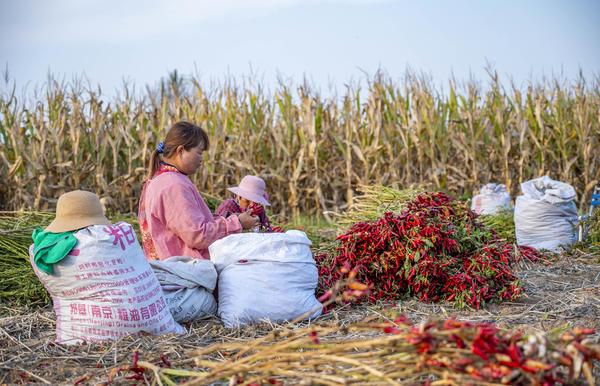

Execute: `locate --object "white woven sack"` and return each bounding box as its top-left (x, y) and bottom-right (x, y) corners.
top-left (209, 230), bottom-right (322, 328)
top-left (150, 256), bottom-right (217, 322)
top-left (471, 183), bottom-right (512, 215)
top-left (514, 177), bottom-right (578, 251)
top-left (30, 222), bottom-right (184, 344)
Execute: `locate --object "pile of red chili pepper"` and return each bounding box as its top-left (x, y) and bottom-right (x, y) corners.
top-left (316, 191), bottom-right (541, 308)
top-left (113, 317), bottom-right (599, 385)
top-left (377, 317), bottom-right (599, 385)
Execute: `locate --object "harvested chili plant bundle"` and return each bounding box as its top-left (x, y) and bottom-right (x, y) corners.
top-left (373, 317), bottom-right (600, 385)
top-left (120, 317), bottom-right (599, 385)
top-left (479, 208), bottom-right (516, 243)
top-left (0, 212), bottom-right (54, 305)
top-left (317, 191), bottom-right (541, 309)
top-left (334, 185), bottom-right (423, 229)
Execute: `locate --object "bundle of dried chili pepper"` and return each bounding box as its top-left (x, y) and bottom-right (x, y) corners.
top-left (316, 191), bottom-right (541, 308)
top-left (378, 317), bottom-right (599, 385)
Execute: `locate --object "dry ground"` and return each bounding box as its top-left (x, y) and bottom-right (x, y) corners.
top-left (1, 250), bottom-right (598, 385)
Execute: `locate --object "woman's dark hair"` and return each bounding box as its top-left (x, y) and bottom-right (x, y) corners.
top-left (147, 121), bottom-right (209, 179)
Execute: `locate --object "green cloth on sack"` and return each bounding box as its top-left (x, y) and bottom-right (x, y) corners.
top-left (32, 228), bottom-right (78, 274)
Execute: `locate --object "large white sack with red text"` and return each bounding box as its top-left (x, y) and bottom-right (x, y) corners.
top-left (30, 222), bottom-right (184, 345)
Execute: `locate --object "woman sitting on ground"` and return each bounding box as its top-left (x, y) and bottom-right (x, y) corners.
top-left (138, 121), bottom-right (258, 260)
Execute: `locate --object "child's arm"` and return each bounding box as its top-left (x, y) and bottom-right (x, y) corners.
top-left (215, 198), bottom-right (240, 218)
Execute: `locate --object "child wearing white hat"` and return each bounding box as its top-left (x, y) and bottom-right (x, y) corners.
top-left (216, 175), bottom-right (273, 232)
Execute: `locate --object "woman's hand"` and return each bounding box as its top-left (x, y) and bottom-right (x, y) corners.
top-left (238, 211), bottom-right (259, 230)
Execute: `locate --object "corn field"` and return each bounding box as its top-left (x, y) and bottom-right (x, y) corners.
top-left (1, 71), bottom-right (598, 219)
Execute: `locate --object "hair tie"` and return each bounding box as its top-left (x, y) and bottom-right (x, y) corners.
top-left (156, 141), bottom-right (165, 154)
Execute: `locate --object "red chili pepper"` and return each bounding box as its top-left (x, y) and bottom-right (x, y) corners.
top-left (132, 350), bottom-right (139, 368)
top-left (160, 354), bottom-right (172, 367)
top-left (73, 374), bottom-right (90, 385)
top-left (310, 330), bottom-right (320, 344)
top-left (248, 202), bottom-right (265, 217)
top-left (383, 326), bottom-right (400, 334)
top-left (317, 290), bottom-right (332, 303)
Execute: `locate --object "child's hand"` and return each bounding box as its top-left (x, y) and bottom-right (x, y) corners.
top-left (238, 211), bottom-right (259, 230)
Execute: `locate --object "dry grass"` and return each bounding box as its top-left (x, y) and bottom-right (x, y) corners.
top-left (1, 71), bottom-right (599, 219)
top-left (1, 254), bottom-right (598, 385)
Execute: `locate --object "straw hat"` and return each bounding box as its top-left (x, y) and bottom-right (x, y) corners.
top-left (45, 190), bottom-right (111, 233)
top-left (227, 176), bottom-right (271, 206)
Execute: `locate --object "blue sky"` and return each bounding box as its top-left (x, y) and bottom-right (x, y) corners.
top-left (1, 0), bottom-right (599, 95)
